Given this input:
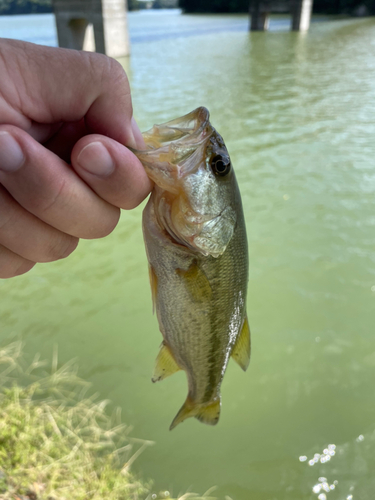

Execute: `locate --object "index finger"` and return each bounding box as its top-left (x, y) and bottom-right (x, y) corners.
top-left (0, 39), bottom-right (142, 148)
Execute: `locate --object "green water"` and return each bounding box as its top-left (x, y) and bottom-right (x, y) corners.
top-left (1, 12), bottom-right (375, 500)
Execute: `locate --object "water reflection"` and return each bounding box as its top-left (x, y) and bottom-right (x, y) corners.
top-left (299, 429), bottom-right (375, 500)
top-left (299, 443), bottom-right (336, 465)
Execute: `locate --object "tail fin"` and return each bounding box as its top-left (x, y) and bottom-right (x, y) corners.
top-left (169, 396), bottom-right (221, 431)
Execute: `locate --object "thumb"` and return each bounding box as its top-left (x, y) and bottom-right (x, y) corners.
top-left (71, 134), bottom-right (152, 210)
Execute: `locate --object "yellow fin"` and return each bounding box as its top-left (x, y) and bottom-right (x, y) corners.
top-left (176, 260), bottom-right (212, 303)
top-left (152, 343), bottom-right (181, 383)
top-left (231, 316), bottom-right (251, 371)
top-left (169, 397), bottom-right (221, 431)
top-left (195, 398), bottom-right (221, 426)
top-left (148, 265), bottom-right (158, 314)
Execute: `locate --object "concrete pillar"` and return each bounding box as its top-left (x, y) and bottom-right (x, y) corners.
top-left (83, 22), bottom-right (95, 52)
top-left (291, 0), bottom-right (313, 31)
top-left (101, 0), bottom-right (130, 58)
top-left (52, 0), bottom-right (130, 57)
top-left (250, 1), bottom-right (270, 31)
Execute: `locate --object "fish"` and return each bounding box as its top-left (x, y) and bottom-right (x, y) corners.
top-left (134, 107), bottom-right (249, 430)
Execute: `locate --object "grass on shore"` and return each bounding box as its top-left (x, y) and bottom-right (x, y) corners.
top-left (0, 342), bottom-right (216, 500)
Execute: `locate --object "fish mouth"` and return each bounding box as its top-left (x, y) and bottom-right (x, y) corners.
top-left (136, 107), bottom-right (236, 257)
top-left (140, 107), bottom-right (211, 150)
top-left (131, 107), bottom-right (215, 189)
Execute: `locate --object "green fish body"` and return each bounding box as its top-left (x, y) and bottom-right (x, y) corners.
top-left (134, 107), bottom-right (249, 430)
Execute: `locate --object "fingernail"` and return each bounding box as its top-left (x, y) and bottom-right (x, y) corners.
top-left (0, 132), bottom-right (25, 172)
top-left (131, 117), bottom-right (146, 150)
top-left (77, 142), bottom-right (115, 177)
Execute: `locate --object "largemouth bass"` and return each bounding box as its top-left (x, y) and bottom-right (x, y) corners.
top-left (134, 107), bottom-right (249, 430)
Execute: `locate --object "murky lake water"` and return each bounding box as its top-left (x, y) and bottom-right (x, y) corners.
top-left (1, 10), bottom-right (375, 500)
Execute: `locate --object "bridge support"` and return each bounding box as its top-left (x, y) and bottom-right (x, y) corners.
top-left (250, 0), bottom-right (313, 32)
top-left (250, 1), bottom-right (270, 30)
top-left (291, 0), bottom-right (313, 31)
top-left (52, 0), bottom-right (130, 57)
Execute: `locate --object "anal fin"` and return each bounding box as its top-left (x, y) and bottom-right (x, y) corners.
top-left (152, 342), bottom-right (181, 383)
top-left (231, 315), bottom-right (251, 371)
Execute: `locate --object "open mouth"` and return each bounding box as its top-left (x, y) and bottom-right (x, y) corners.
top-left (131, 107), bottom-right (215, 183)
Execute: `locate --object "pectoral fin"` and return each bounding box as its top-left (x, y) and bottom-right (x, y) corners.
top-left (231, 316), bottom-right (251, 371)
top-left (169, 397), bottom-right (221, 430)
top-left (152, 342), bottom-right (181, 383)
top-left (176, 261), bottom-right (212, 303)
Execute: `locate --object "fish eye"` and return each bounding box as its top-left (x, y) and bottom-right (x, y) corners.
top-left (211, 154), bottom-right (231, 177)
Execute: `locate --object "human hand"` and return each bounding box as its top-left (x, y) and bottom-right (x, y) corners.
top-left (0, 38), bottom-right (152, 279)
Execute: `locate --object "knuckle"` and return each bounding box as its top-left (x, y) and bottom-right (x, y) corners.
top-left (60, 235), bottom-right (79, 258)
top-left (0, 265), bottom-right (14, 279)
top-left (88, 52), bottom-right (128, 89)
top-left (89, 208), bottom-right (120, 239)
top-left (13, 260), bottom-right (35, 277)
top-left (120, 184), bottom-right (151, 211)
top-left (0, 256), bottom-right (34, 279)
top-left (121, 191), bottom-right (149, 210)
top-left (122, 198), bottom-right (139, 210)
top-left (104, 58), bottom-right (132, 107)
top-left (108, 57), bottom-right (128, 83)
top-left (42, 234), bottom-right (79, 262)
top-left (28, 178), bottom-right (67, 215)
